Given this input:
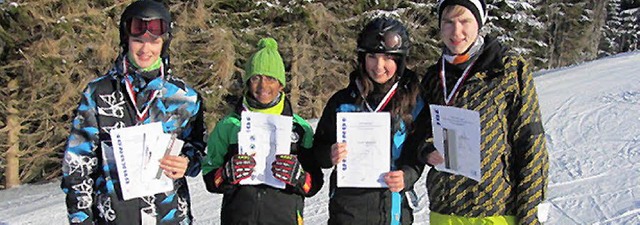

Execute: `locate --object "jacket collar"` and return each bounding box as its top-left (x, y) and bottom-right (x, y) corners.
top-left (439, 36), bottom-right (508, 82)
top-left (234, 95), bottom-right (293, 117)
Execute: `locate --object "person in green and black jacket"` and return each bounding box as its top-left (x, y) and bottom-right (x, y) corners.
top-left (408, 0), bottom-right (549, 224)
top-left (201, 37), bottom-right (323, 225)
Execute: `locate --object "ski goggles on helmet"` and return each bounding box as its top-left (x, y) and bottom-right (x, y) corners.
top-left (381, 31), bottom-right (402, 50)
top-left (357, 30), bottom-right (405, 54)
top-left (126, 17), bottom-right (169, 38)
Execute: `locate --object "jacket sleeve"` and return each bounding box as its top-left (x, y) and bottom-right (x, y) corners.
top-left (181, 95), bottom-right (207, 177)
top-left (294, 146), bottom-right (324, 197)
top-left (201, 116), bottom-right (239, 193)
top-left (289, 118), bottom-right (324, 197)
top-left (201, 145), bottom-right (239, 194)
top-left (61, 85), bottom-right (100, 224)
top-left (413, 77), bottom-right (438, 167)
top-left (408, 108), bottom-right (436, 167)
top-left (312, 94), bottom-right (339, 169)
top-left (398, 98), bottom-right (427, 191)
top-left (508, 57), bottom-right (549, 225)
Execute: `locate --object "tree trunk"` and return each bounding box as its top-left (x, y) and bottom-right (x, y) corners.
top-left (588, 0), bottom-right (607, 60)
top-left (4, 100), bottom-right (21, 188)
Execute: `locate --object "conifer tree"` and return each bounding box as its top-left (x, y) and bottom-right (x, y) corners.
top-left (599, 0), bottom-right (623, 56)
top-left (485, 0), bottom-right (547, 69)
top-left (543, 0), bottom-right (601, 68)
top-left (619, 8), bottom-right (639, 52)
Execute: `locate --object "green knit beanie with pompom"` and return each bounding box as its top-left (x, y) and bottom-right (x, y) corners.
top-left (243, 38), bottom-right (286, 87)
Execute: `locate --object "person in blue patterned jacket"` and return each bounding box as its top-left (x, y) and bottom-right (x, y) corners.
top-left (60, 1), bottom-right (207, 224)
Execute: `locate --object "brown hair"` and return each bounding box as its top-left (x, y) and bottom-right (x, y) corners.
top-left (440, 5), bottom-right (469, 26)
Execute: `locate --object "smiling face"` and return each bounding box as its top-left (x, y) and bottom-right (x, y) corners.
top-left (364, 53), bottom-right (398, 84)
top-left (440, 5), bottom-right (479, 55)
top-left (248, 75), bottom-right (284, 104)
top-left (128, 36), bottom-right (163, 68)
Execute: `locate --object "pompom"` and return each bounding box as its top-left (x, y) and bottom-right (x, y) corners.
top-left (257, 37), bottom-right (278, 50)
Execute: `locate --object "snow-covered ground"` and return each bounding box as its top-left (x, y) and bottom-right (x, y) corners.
top-left (1, 51), bottom-right (639, 225)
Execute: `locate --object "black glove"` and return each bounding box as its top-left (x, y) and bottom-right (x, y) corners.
top-left (223, 154), bottom-right (256, 184)
top-left (271, 154), bottom-right (306, 186)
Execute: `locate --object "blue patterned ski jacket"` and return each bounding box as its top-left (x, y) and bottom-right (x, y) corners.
top-left (61, 57), bottom-right (207, 224)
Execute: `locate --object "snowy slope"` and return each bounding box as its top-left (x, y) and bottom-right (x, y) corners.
top-left (0, 51), bottom-right (639, 225)
top-left (535, 52), bottom-right (640, 225)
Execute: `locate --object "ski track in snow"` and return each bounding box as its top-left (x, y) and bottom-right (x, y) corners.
top-left (1, 51), bottom-right (639, 224)
top-left (537, 51), bottom-right (640, 225)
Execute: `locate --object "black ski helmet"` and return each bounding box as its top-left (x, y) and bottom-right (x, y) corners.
top-left (356, 17), bottom-right (411, 79)
top-left (357, 17), bottom-right (410, 56)
top-left (119, 0), bottom-right (173, 58)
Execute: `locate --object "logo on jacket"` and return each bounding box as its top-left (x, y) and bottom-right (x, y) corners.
top-left (98, 92), bottom-right (125, 118)
top-left (291, 132), bottom-right (299, 143)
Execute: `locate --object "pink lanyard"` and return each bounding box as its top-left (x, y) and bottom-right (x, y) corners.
top-left (122, 57), bottom-right (163, 122)
top-left (439, 57), bottom-right (476, 106)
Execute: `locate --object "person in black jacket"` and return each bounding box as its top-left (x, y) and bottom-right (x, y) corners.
top-left (61, 1), bottom-right (207, 224)
top-left (201, 37), bottom-right (323, 225)
top-left (312, 17), bottom-right (424, 225)
top-left (409, 0), bottom-right (549, 224)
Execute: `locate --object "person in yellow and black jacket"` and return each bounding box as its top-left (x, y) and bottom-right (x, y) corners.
top-left (313, 17), bottom-right (424, 225)
top-left (200, 37), bottom-right (323, 225)
top-left (409, 0), bottom-right (549, 224)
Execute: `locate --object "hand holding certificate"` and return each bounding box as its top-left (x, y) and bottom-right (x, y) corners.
top-left (237, 111), bottom-right (293, 189)
top-left (336, 112), bottom-right (391, 188)
top-left (110, 122), bottom-right (183, 200)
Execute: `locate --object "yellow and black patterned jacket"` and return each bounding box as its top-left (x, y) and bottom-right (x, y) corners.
top-left (412, 36), bottom-right (549, 225)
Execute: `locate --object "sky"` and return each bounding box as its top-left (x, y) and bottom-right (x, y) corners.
top-left (0, 51), bottom-right (639, 225)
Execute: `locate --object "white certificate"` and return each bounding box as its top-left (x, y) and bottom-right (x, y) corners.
top-left (336, 112), bottom-right (390, 188)
top-left (429, 105), bottom-right (482, 182)
top-left (237, 111), bottom-right (293, 189)
top-left (110, 122), bottom-right (182, 200)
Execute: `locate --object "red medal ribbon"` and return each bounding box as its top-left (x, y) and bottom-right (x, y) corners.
top-left (439, 57), bottom-right (476, 106)
top-left (122, 56), bottom-right (164, 122)
top-left (356, 80), bottom-right (399, 112)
